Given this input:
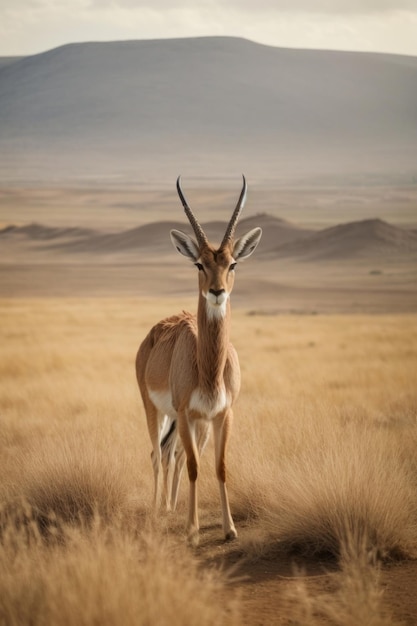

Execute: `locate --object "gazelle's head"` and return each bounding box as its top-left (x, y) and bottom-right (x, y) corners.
top-left (170, 176), bottom-right (262, 317)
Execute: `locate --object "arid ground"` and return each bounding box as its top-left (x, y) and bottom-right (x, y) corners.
top-left (1, 184), bottom-right (417, 625)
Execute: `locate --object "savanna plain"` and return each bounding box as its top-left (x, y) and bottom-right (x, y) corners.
top-left (1, 185), bottom-right (417, 626)
top-left (1, 300), bottom-right (417, 625)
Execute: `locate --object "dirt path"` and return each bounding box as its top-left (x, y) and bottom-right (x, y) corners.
top-left (195, 523), bottom-right (417, 625)
top-left (381, 562), bottom-right (417, 626)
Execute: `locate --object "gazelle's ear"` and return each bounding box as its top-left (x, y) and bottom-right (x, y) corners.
top-left (170, 229), bottom-right (200, 261)
top-left (233, 227), bottom-right (262, 260)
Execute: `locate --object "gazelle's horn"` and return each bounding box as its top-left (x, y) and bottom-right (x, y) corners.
top-left (221, 175), bottom-right (247, 248)
top-left (176, 176), bottom-right (208, 247)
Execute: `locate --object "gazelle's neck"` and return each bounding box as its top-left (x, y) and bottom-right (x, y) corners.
top-left (196, 294), bottom-right (231, 394)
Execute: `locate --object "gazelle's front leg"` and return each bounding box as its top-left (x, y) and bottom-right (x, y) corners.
top-left (178, 413), bottom-right (200, 545)
top-left (213, 410), bottom-right (237, 541)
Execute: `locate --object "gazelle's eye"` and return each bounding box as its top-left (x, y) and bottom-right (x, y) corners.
top-left (229, 262), bottom-right (237, 272)
top-left (195, 263), bottom-right (204, 271)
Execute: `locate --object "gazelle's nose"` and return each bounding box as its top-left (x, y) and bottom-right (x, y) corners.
top-left (209, 289), bottom-right (225, 298)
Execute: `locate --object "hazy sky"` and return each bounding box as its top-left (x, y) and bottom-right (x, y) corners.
top-left (1, 0), bottom-right (417, 57)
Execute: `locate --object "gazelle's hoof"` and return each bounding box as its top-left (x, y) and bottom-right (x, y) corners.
top-left (187, 527), bottom-right (200, 547)
top-left (225, 528), bottom-right (238, 542)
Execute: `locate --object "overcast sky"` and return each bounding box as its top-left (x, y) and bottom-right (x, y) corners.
top-left (1, 0), bottom-right (417, 57)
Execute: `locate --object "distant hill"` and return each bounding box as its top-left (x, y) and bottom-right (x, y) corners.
top-left (0, 37), bottom-right (416, 184)
top-left (0, 214), bottom-right (309, 254)
top-left (269, 218), bottom-right (417, 260)
top-left (238, 214), bottom-right (312, 250)
top-left (2, 216), bottom-right (417, 262)
top-left (0, 57), bottom-right (24, 69)
top-left (0, 223), bottom-right (95, 240)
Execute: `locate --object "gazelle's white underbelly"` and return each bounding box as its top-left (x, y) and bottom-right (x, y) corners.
top-left (189, 386), bottom-right (231, 420)
top-left (149, 387), bottom-right (230, 421)
top-left (148, 389), bottom-right (176, 417)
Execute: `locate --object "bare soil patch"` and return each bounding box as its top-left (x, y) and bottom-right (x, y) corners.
top-left (193, 523), bottom-right (417, 626)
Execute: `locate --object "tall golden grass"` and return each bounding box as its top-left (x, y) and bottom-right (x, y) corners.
top-left (1, 298), bottom-right (416, 625)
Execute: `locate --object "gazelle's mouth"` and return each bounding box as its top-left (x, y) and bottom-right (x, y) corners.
top-left (204, 291), bottom-right (228, 319)
top-left (205, 291), bottom-right (228, 307)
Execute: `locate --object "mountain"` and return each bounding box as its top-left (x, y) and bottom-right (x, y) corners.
top-left (0, 57), bottom-right (24, 69)
top-left (269, 218), bottom-right (417, 260)
top-left (0, 214), bottom-right (311, 255)
top-left (2, 216), bottom-right (416, 262)
top-left (1, 37), bottom-right (416, 184)
top-left (0, 223), bottom-right (95, 240)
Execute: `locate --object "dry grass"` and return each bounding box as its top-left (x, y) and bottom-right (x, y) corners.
top-left (0, 298), bottom-right (416, 625)
top-left (285, 551), bottom-right (395, 626)
top-left (229, 314), bottom-right (417, 553)
top-left (0, 515), bottom-right (240, 626)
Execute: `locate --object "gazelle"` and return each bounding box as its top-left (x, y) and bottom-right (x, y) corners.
top-left (136, 176), bottom-right (262, 545)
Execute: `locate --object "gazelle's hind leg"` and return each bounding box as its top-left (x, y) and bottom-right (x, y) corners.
top-left (145, 403), bottom-right (163, 511)
top-left (171, 444), bottom-right (185, 511)
top-left (144, 400), bottom-right (176, 512)
top-left (150, 447), bottom-right (161, 510)
top-left (160, 418), bottom-right (179, 511)
top-left (196, 420), bottom-right (210, 456)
